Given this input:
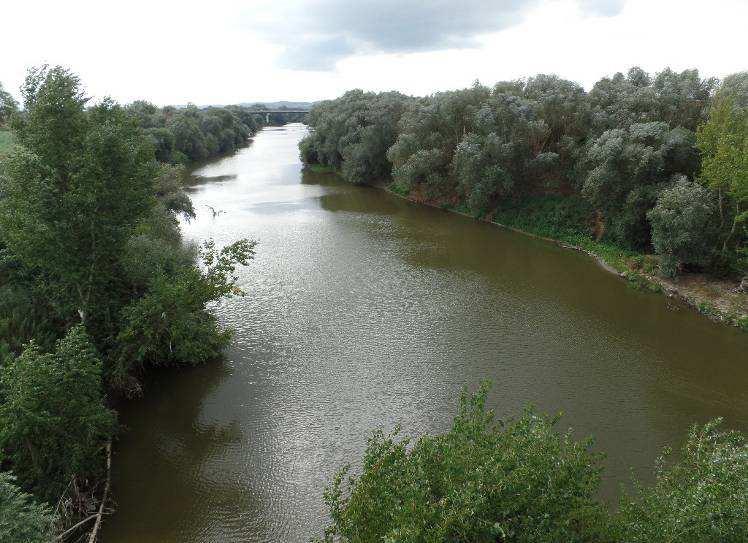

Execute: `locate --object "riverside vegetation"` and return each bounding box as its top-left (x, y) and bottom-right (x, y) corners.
top-left (299, 68), bottom-right (748, 329)
top-left (317, 383), bottom-right (747, 543)
top-left (0, 68), bottom-right (259, 541)
top-left (0, 66), bottom-right (746, 543)
top-left (300, 68), bottom-right (748, 541)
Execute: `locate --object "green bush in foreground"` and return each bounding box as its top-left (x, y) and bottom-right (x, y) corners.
top-left (0, 472), bottom-right (55, 543)
top-left (616, 419), bottom-right (748, 543)
top-left (318, 384), bottom-right (608, 543)
top-left (0, 325), bottom-right (115, 502)
top-left (116, 239), bottom-right (256, 374)
top-left (318, 385), bottom-right (748, 543)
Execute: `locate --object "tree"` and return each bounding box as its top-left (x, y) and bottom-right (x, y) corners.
top-left (0, 326), bottom-right (115, 502)
top-left (582, 122), bottom-right (699, 249)
top-left (0, 66), bottom-right (157, 338)
top-left (0, 81), bottom-right (18, 126)
top-left (717, 72), bottom-right (748, 109)
top-left (453, 132), bottom-right (513, 213)
top-left (168, 107), bottom-right (209, 162)
top-left (115, 239), bottom-right (256, 379)
top-left (652, 68), bottom-right (718, 131)
top-left (318, 384), bottom-right (607, 543)
top-left (589, 67), bottom-right (716, 133)
top-left (153, 163), bottom-right (195, 219)
top-left (648, 178), bottom-right (720, 277)
top-left (616, 419), bottom-right (748, 542)
top-left (0, 472), bottom-right (56, 543)
top-left (299, 90), bottom-right (410, 184)
top-left (696, 96), bottom-right (747, 265)
top-left (387, 84), bottom-right (491, 197)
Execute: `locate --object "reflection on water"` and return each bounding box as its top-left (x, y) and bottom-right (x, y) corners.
top-left (102, 124), bottom-right (748, 543)
top-left (186, 174), bottom-right (239, 189)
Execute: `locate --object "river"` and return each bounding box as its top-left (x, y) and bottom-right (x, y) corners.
top-left (101, 123), bottom-right (748, 543)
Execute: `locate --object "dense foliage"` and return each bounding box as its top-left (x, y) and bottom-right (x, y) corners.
top-left (0, 67), bottom-right (255, 539)
top-left (125, 101), bottom-right (267, 163)
top-left (616, 419), bottom-right (747, 542)
top-left (648, 179), bottom-right (720, 277)
top-left (0, 82), bottom-right (17, 127)
top-left (0, 326), bottom-right (115, 502)
top-left (320, 384), bottom-right (607, 543)
top-left (301, 67), bottom-right (747, 279)
top-left (300, 90), bottom-right (409, 184)
top-left (319, 385), bottom-right (748, 543)
top-left (0, 473), bottom-right (55, 543)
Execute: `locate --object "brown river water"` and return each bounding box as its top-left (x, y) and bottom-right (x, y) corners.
top-left (101, 123), bottom-right (748, 543)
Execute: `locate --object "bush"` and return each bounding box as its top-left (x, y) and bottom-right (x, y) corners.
top-left (116, 269), bottom-right (232, 371)
top-left (648, 178), bottom-right (720, 277)
top-left (115, 239), bottom-right (255, 376)
top-left (616, 419), bottom-right (748, 542)
top-left (317, 383), bottom-right (608, 543)
top-left (0, 472), bottom-right (56, 543)
top-left (492, 195), bottom-right (594, 240)
top-left (0, 326), bottom-right (115, 501)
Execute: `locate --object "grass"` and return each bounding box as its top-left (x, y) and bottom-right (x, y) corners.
top-left (487, 195), bottom-right (641, 274)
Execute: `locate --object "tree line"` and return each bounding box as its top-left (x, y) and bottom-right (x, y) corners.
top-left (300, 68), bottom-right (747, 280)
top-left (302, 70), bottom-right (747, 540)
top-left (0, 67), bottom-right (257, 541)
top-left (125, 101), bottom-right (269, 164)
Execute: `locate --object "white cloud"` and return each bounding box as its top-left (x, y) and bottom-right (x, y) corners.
top-left (0, 0), bottom-right (745, 105)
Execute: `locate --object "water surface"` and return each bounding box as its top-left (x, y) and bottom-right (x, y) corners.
top-left (102, 124), bottom-right (748, 543)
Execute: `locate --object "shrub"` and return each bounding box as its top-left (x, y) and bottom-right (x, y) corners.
top-left (616, 419), bottom-right (748, 542)
top-left (0, 472), bottom-right (56, 543)
top-left (648, 178), bottom-right (720, 277)
top-left (0, 326), bottom-right (115, 501)
top-left (317, 384), bottom-right (608, 543)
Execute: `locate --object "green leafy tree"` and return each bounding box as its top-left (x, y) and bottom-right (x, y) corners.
top-left (453, 132), bottom-right (513, 213)
top-left (648, 178), bottom-right (720, 277)
top-left (0, 66), bottom-right (157, 338)
top-left (0, 472), bottom-right (56, 543)
top-left (582, 122), bottom-right (699, 249)
top-left (153, 163), bottom-right (195, 219)
top-left (616, 419), bottom-right (748, 542)
top-left (115, 239), bottom-right (256, 378)
top-left (0, 81), bottom-right (18, 126)
top-left (318, 384), bottom-right (608, 543)
top-left (589, 67), bottom-right (716, 133)
top-left (300, 90), bottom-right (410, 185)
top-left (168, 106), bottom-right (209, 162)
top-left (696, 96), bottom-right (747, 265)
top-left (388, 84), bottom-right (491, 197)
top-left (0, 326), bottom-right (115, 502)
top-left (717, 72), bottom-right (748, 109)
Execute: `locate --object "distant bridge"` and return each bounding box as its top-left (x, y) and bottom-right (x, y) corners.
top-left (249, 109), bottom-right (310, 123)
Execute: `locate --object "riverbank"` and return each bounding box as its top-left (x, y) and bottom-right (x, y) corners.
top-left (106, 125), bottom-right (748, 542)
top-left (306, 165), bottom-right (747, 331)
top-left (396, 184), bottom-right (748, 331)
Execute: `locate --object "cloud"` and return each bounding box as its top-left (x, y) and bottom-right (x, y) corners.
top-left (577, 0), bottom-right (626, 16)
top-left (253, 0), bottom-right (626, 71)
top-left (279, 35), bottom-right (355, 71)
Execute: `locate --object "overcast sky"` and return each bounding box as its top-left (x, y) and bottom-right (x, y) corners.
top-left (2, 0), bottom-right (746, 105)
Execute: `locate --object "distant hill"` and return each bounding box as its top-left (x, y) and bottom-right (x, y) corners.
top-left (239, 101), bottom-right (314, 111)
